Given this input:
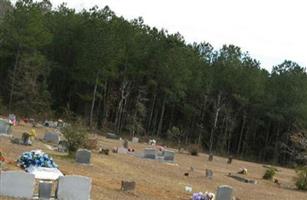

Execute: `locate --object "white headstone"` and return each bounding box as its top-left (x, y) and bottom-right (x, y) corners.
top-left (76, 149), bottom-right (91, 164)
top-left (44, 132), bottom-right (60, 144)
top-left (163, 150), bottom-right (175, 161)
top-left (0, 171), bottom-right (35, 199)
top-left (132, 137), bottom-right (139, 143)
top-left (216, 185), bottom-right (233, 200)
top-left (144, 148), bottom-right (156, 159)
top-left (57, 175), bottom-right (91, 200)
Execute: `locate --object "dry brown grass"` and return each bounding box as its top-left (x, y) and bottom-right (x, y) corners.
top-left (0, 123), bottom-right (306, 200)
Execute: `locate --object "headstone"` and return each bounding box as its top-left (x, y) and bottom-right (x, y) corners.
top-left (132, 137), bottom-right (139, 143)
top-left (0, 171), bottom-right (35, 199)
top-left (227, 156), bottom-right (233, 164)
top-left (21, 132), bottom-right (32, 145)
top-left (0, 120), bottom-right (11, 135)
top-left (57, 175), bottom-right (91, 200)
top-left (106, 132), bottom-right (119, 139)
top-left (44, 132), bottom-right (60, 144)
top-left (208, 154), bottom-right (213, 161)
top-left (8, 114), bottom-right (16, 125)
top-left (76, 149), bottom-right (91, 164)
top-left (123, 139), bottom-right (129, 148)
top-left (215, 185), bottom-right (233, 200)
top-left (39, 181), bottom-right (53, 199)
top-left (163, 150), bottom-right (175, 161)
top-left (58, 140), bottom-right (68, 152)
top-left (121, 180), bottom-right (136, 191)
top-left (144, 148), bottom-right (156, 159)
top-left (206, 169), bottom-right (213, 179)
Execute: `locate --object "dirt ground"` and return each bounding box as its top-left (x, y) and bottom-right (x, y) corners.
top-left (0, 123), bottom-right (306, 200)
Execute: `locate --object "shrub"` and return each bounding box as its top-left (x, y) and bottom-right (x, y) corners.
top-left (189, 144), bottom-right (200, 156)
top-left (62, 124), bottom-right (88, 153)
top-left (263, 167), bottom-right (276, 180)
top-left (295, 166), bottom-right (307, 190)
top-left (84, 138), bottom-right (98, 150)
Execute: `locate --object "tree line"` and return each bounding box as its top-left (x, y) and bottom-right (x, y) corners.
top-left (1, 0), bottom-right (307, 165)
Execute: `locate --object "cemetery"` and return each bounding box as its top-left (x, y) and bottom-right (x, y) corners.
top-left (0, 122), bottom-right (306, 200)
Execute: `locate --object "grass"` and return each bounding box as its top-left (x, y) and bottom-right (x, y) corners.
top-left (0, 123), bottom-right (306, 200)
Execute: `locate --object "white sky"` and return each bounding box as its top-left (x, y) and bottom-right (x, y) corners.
top-left (27, 0), bottom-right (307, 71)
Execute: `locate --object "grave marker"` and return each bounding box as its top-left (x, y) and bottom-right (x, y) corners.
top-left (39, 181), bottom-right (53, 199)
top-left (163, 150), bottom-right (175, 161)
top-left (132, 137), bottom-right (139, 143)
top-left (0, 171), bottom-right (35, 199)
top-left (123, 139), bottom-right (129, 148)
top-left (121, 180), bottom-right (136, 191)
top-left (206, 169), bottom-right (213, 179)
top-left (57, 175), bottom-right (91, 200)
top-left (106, 132), bottom-right (119, 139)
top-left (216, 185), bottom-right (233, 200)
top-left (0, 120), bottom-right (11, 135)
top-left (76, 149), bottom-right (91, 164)
top-left (144, 148), bottom-right (156, 159)
top-left (44, 132), bottom-right (60, 144)
top-left (227, 156), bottom-right (233, 164)
top-left (208, 154), bottom-right (213, 161)
top-left (58, 140), bottom-right (68, 152)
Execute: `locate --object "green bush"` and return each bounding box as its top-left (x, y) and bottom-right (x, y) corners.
top-left (62, 124), bottom-right (88, 153)
top-left (295, 166), bottom-right (307, 190)
top-left (263, 167), bottom-right (276, 180)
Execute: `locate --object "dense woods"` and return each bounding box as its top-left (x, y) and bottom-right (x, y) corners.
top-left (1, 0), bottom-right (307, 165)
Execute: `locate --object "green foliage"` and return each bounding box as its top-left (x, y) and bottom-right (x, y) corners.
top-left (189, 144), bottom-right (200, 156)
top-left (263, 167), bottom-right (277, 180)
top-left (62, 124), bottom-right (88, 153)
top-left (12, 52), bottom-right (51, 115)
top-left (295, 166), bottom-right (307, 190)
top-left (167, 126), bottom-right (181, 139)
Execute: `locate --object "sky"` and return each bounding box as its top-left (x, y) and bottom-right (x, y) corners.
top-left (31, 0), bottom-right (307, 71)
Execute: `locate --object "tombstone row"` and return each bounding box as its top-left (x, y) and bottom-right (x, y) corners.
top-left (0, 171), bottom-right (91, 200)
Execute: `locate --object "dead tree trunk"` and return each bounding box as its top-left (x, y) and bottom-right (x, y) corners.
top-left (147, 92), bottom-right (157, 134)
top-left (89, 72), bottom-right (99, 128)
top-left (209, 93), bottom-right (222, 154)
top-left (115, 79), bottom-right (130, 133)
top-left (102, 80), bottom-right (108, 125)
top-left (237, 113), bottom-right (247, 154)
